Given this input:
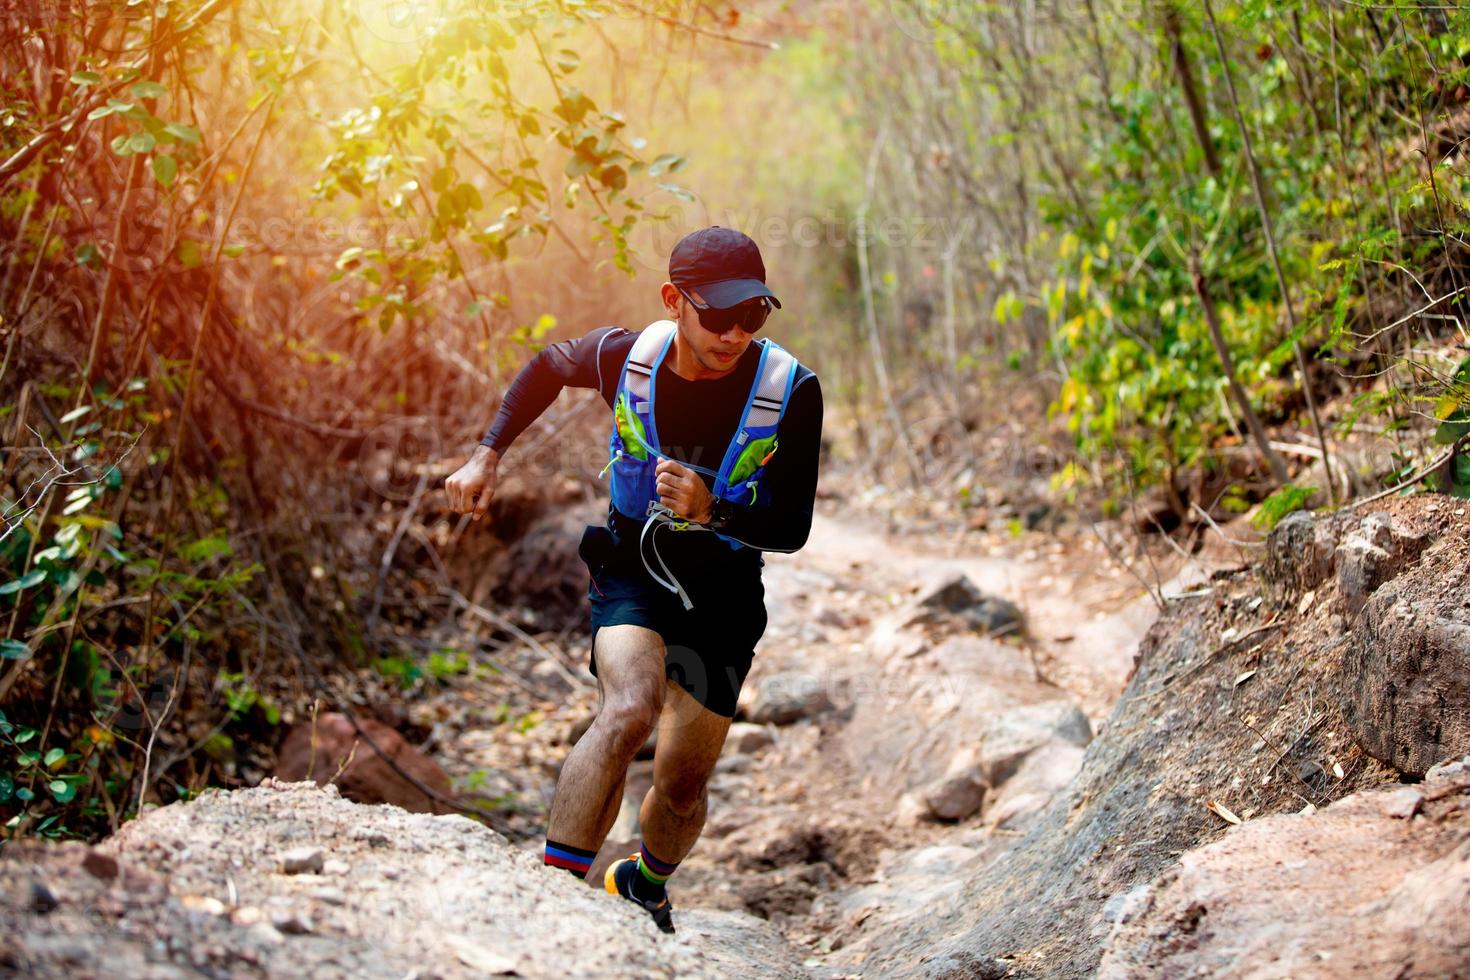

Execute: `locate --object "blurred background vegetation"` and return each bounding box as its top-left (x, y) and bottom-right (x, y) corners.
top-left (1, 0), bottom-right (1467, 840)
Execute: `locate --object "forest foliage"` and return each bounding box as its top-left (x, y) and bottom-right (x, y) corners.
top-left (2, 0), bottom-right (1469, 841)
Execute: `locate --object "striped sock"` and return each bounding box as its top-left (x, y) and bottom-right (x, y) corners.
top-left (632, 841), bottom-right (679, 900)
top-left (543, 839), bottom-right (597, 879)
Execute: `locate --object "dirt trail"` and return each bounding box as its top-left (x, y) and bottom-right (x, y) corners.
top-left (9, 499), bottom-right (1469, 977)
top-left (5, 503), bottom-right (1168, 979)
top-left (584, 506), bottom-right (1172, 962)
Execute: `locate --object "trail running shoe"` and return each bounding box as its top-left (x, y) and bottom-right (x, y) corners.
top-left (604, 852), bottom-right (676, 934)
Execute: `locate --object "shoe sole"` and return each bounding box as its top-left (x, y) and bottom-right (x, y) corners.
top-left (605, 856), bottom-right (675, 935)
top-left (603, 858), bottom-right (625, 896)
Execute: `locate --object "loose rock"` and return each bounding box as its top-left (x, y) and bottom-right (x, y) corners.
top-left (273, 713), bottom-right (457, 815)
top-left (922, 772), bottom-right (987, 822)
top-left (911, 575), bottom-right (1024, 636)
top-left (744, 673), bottom-right (834, 725)
top-left (727, 722), bottom-right (775, 754)
top-left (278, 847), bottom-right (324, 875)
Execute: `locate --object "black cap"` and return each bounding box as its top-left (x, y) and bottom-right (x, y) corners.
top-left (668, 226), bottom-right (782, 310)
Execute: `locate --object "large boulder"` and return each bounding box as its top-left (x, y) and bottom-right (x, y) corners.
top-left (1, 781), bottom-right (813, 978)
top-left (274, 713), bottom-right (456, 814)
top-left (1345, 552), bottom-right (1470, 778)
top-left (1262, 511), bottom-right (1338, 599)
top-left (1096, 760), bottom-right (1470, 978)
top-left (1334, 510), bottom-right (1432, 616)
top-left (909, 701), bottom-right (1092, 825)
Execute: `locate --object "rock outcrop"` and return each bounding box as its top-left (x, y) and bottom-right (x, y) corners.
top-left (0, 780), bottom-right (818, 979)
top-left (1097, 756), bottom-right (1470, 978)
top-left (829, 496), bottom-right (1470, 978)
top-left (1345, 530), bottom-right (1470, 778)
top-left (273, 713), bottom-right (456, 814)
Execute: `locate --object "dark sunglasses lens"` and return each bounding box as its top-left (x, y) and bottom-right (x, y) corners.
top-left (696, 301), bottom-right (769, 334)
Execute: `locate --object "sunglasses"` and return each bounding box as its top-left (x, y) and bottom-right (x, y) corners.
top-left (677, 286), bottom-right (772, 335)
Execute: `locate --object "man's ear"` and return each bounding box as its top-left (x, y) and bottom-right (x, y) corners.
top-left (660, 282), bottom-right (682, 317)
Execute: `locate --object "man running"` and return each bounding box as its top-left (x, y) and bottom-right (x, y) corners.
top-left (444, 226), bottom-right (823, 934)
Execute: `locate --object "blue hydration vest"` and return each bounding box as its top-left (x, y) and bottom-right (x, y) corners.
top-left (601, 320), bottom-right (803, 607)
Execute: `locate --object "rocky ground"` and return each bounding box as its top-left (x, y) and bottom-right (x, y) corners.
top-left (3, 495), bottom-right (1468, 978)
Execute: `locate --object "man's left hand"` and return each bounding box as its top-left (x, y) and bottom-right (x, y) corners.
top-left (655, 458), bottom-right (714, 523)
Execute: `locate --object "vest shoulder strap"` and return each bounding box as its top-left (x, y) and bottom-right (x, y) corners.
top-left (745, 340), bottom-right (798, 429)
top-left (622, 320), bottom-right (676, 405)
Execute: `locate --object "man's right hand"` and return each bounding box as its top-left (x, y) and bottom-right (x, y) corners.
top-left (445, 445), bottom-right (500, 522)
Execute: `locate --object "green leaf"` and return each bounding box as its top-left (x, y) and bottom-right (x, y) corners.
top-left (0, 773), bottom-right (12, 802)
top-left (0, 569), bottom-right (46, 595)
top-left (71, 71), bottom-right (102, 85)
top-left (164, 122), bottom-right (201, 144)
top-left (130, 80), bottom-right (168, 100)
top-left (48, 780), bottom-right (75, 803)
top-left (565, 153), bottom-right (596, 179)
top-left (1251, 484), bottom-right (1320, 532)
top-left (1437, 418), bottom-right (1470, 446)
top-left (554, 89), bottom-right (595, 125)
top-left (44, 748), bottom-right (64, 769)
top-left (180, 535), bottom-right (233, 563)
top-left (648, 153), bottom-right (685, 177)
top-left (176, 239), bottom-right (202, 269)
top-left (16, 786), bottom-right (33, 803)
top-left (59, 405), bottom-right (91, 424)
top-left (152, 153), bottom-right (177, 188)
top-left (656, 182), bottom-right (695, 203)
top-left (125, 131), bottom-right (156, 154)
top-left (0, 640), bottom-right (31, 660)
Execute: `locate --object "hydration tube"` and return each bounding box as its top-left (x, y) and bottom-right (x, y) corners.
top-left (639, 504), bottom-right (701, 610)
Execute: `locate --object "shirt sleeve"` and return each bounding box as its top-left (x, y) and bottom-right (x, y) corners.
top-left (480, 326), bottom-right (629, 453)
top-left (713, 372), bottom-right (823, 552)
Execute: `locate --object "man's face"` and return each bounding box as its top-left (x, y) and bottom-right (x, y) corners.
top-left (672, 287), bottom-right (759, 375)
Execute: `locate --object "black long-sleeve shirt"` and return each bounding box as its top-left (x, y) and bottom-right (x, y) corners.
top-left (482, 325), bottom-right (823, 563)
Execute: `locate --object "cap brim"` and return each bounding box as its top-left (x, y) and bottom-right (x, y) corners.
top-left (691, 277), bottom-right (782, 310)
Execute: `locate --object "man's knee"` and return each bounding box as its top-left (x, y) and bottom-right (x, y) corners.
top-left (595, 688), bottom-right (662, 756)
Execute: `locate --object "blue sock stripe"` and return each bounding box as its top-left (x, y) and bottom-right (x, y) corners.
top-left (639, 842), bottom-right (678, 875)
top-left (545, 842), bottom-right (596, 868)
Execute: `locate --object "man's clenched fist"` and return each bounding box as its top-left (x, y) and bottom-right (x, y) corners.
top-left (655, 457), bottom-right (715, 523)
top-left (445, 445), bottom-right (499, 522)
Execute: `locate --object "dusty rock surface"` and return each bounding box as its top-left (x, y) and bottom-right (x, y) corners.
top-left (0, 780), bottom-right (820, 979)
top-left (830, 496), bottom-right (1470, 978)
top-left (9, 496), bottom-right (1465, 978)
top-left (1096, 757), bottom-right (1470, 978)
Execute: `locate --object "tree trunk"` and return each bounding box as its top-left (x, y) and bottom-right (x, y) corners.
top-left (1191, 254), bottom-right (1291, 486)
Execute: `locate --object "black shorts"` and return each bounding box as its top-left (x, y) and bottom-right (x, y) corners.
top-left (577, 522), bottom-right (767, 718)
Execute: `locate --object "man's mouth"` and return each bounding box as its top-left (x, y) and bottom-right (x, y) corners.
top-left (713, 350), bottom-right (738, 362)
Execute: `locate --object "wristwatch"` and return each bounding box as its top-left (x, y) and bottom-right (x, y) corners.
top-left (705, 497), bottom-right (736, 532)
